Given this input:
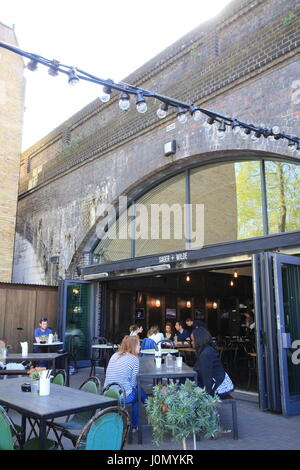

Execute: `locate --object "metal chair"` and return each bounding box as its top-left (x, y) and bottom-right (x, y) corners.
top-left (90, 336), bottom-right (109, 376)
top-left (47, 376), bottom-right (101, 449)
top-left (0, 405), bottom-right (57, 450)
top-left (68, 335), bottom-right (81, 373)
top-left (74, 406), bottom-right (130, 450)
top-left (218, 397), bottom-right (239, 439)
top-left (51, 369), bottom-right (67, 386)
top-left (155, 339), bottom-right (175, 349)
top-left (101, 382), bottom-right (126, 407)
top-left (101, 381), bottom-right (133, 444)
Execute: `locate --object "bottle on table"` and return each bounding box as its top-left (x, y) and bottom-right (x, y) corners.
top-left (166, 353), bottom-right (173, 368)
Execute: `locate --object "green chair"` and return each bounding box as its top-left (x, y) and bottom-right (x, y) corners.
top-left (101, 382), bottom-right (134, 443)
top-left (47, 376), bottom-right (101, 449)
top-left (74, 406), bottom-right (129, 450)
top-left (101, 382), bottom-right (126, 407)
top-left (0, 405), bottom-right (56, 450)
top-left (51, 369), bottom-right (67, 386)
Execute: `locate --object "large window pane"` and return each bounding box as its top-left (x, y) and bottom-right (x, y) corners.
top-left (93, 211), bottom-right (132, 263)
top-left (135, 173), bottom-right (186, 257)
top-left (190, 161), bottom-right (263, 248)
top-left (265, 161), bottom-right (300, 234)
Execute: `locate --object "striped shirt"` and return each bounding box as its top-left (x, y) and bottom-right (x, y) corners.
top-left (104, 352), bottom-right (139, 397)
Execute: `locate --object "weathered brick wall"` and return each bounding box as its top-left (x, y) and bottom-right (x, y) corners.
top-left (0, 23), bottom-right (24, 282)
top-left (13, 0), bottom-right (300, 285)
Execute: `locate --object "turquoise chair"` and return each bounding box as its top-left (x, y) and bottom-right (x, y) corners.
top-left (47, 376), bottom-right (101, 449)
top-left (0, 405), bottom-right (56, 450)
top-left (74, 407), bottom-right (129, 450)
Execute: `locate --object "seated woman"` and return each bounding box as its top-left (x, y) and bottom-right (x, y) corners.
top-left (129, 324), bottom-right (143, 337)
top-left (104, 335), bottom-right (147, 430)
top-left (192, 327), bottom-right (234, 399)
top-left (147, 325), bottom-right (164, 344)
top-left (164, 322), bottom-right (175, 341)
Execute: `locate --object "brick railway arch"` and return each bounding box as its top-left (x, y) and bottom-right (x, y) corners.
top-left (68, 148), bottom-right (300, 276)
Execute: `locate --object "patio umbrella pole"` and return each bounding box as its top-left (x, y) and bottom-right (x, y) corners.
top-left (182, 438), bottom-right (187, 450)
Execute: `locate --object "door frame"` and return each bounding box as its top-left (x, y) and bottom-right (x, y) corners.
top-left (273, 252), bottom-right (300, 415)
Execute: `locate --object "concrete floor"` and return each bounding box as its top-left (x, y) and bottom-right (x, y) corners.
top-left (5, 366), bottom-right (300, 451)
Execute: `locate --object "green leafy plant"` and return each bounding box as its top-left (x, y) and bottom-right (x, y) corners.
top-left (1, 339), bottom-right (12, 350)
top-left (282, 12), bottom-right (296, 25)
top-left (28, 367), bottom-right (46, 380)
top-left (29, 371), bottom-right (40, 381)
top-left (145, 379), bottom-right (220, 449)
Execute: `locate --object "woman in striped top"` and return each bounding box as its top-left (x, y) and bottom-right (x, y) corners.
top-left (104, 335), bottom-right (147, 429)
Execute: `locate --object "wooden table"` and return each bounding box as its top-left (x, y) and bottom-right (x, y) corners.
top-left (0, 377), bottom-right (117, 449)
top-left (137, 357), bottom-right (197, 444)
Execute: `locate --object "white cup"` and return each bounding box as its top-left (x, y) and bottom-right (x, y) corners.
top-left (176, 356), bottom-right (183, 368)
top-left (48, 334), bottom-right (53, 344)
top-left (39, 378), bottom-right (50, 396)
top-left (155, 357), bottom-right (162, 368)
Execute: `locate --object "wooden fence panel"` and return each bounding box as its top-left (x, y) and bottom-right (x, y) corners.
top-left (4, 288), bottom-right (36, 352)
top-left (0, 284), bottom-right (58, 353)
top-left (35, 289), bottom-right (58, 333)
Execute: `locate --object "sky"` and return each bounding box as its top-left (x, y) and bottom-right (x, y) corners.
top-left (1, 0), bottom-right (232, 150)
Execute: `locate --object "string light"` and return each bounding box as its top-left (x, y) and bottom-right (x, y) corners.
top-left (119, 92), bottom-right (130, 111)
top-left (68, 67), bottom-right (80, 86)
top-left (1, 40), bottom-right (299, 152)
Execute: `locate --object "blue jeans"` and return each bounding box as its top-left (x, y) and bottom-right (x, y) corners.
top-left (125, 386), bottom-right (147, 428)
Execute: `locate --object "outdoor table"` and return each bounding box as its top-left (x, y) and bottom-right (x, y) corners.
top-left (140, 348), bottom-right (178, 355)
top-left (137, 356), bottom-right (197, 444)
top-left (0, 377), bottom-right (117, 450)
top-left (33, 342), bottom-right (64, 353)
top-left (3, 352), bottom-right (70, 385)
top-left (91, 344), bottom-right (118, 371)
top-left (175, 346), bottom-right (196, 366)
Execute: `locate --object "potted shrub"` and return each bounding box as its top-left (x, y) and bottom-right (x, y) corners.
top-left (145, 379), bottom-right (221, 449)
top-left (28, 367), bottom-right (46, 393)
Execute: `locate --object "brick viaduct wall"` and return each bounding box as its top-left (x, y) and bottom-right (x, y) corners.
top-left (0, 23), bottom-right (24, 282)
top-left (13, 0), bottom-right (300, 285)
